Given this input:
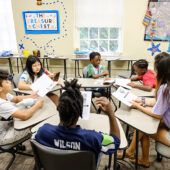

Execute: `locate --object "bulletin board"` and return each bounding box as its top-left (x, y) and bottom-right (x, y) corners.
top-left (144, 0), bottom-right (170, 41)
top-left (22, 10), bottom-right (60, 34)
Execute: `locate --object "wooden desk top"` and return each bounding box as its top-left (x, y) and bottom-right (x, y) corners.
top-left (115, 104), bottom-right (160, 135)
top-left (31, 113), bottom-right (127, 150)
top-left (14, 96), bottom-right (57, 130)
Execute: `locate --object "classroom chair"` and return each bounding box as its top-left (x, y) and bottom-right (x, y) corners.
top-left (31, 139), bottom-right (98, 170)
top-left (156, 141), bottom-right (170, 162)
top-left (12, 73), bottom-right (22, 88)
top-left (0, 134), bottom-right (32, 170)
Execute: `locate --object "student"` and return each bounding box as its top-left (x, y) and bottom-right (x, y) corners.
top-left (35, 79), bottom-right (120, 161)
top-left (18, 55), bottom-right (59, 105)
top-left (0, 69), bottom-right (43, 145)
top-left (128, 59), bottom-right (156, 91)
top-left (87, 52), bottom-right (109, 79)
top-left (118, 53), bottom-right (170, 167)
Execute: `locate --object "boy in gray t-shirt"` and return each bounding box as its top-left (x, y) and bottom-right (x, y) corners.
top-left (0, 69), bottom-right (43, 145)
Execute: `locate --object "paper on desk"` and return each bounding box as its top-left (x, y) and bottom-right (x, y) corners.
top-left (115, 78), bottom-right (132, 89)
top-left (81, 91), bottom-right (92, 120)
top-left (30, 74), bottom-right (58, 97)
top-left (112, 87), bottom-right (137, 107)
top-left (103, 79), bottom-right (115, 84)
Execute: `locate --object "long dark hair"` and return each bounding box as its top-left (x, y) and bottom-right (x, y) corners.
top-left (25, 55), bottom-right (44, 82)
top-left (57, 79), bottom-right (83, 128)
top-left (154, 53), bottom-right (170, 101)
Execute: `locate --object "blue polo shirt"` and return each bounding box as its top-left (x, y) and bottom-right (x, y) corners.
top-left (35, 124), bottom-right (120, 159)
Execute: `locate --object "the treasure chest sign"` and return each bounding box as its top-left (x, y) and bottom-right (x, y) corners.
top-left (22, 10), bottom-right (60, 34)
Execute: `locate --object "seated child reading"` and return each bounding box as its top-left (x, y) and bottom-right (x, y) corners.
top-left (18, 55), bottom-right (59, 105)
top-left (128, 59), bottom-right (156, 91)
top-left (87, 52), bottom-right (109, 79)
top-left (0, 69), bottom-right (43, 145)
top-left (35, 79), bottom-right (120, 161)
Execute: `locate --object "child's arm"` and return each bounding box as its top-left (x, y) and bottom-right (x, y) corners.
top-left (128, 83), bottom-right (153, 92)
top-left (91, 70), bottom-right (109, 79)
top-left (130, 101), bottom-right (162, 119)
top-left (18, 80), bottom-right (32, 90)
top-left (11, 99), bottom-right (43, 120)
top-left (95, 97), bottom-right (120, 139)
top-left (11, 91), bottom-right (38, 103)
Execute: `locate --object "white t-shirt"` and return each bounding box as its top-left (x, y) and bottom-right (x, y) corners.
top-left (0, 93), bottom-right (29, 145)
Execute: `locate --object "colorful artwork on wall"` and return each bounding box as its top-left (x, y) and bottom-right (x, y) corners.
top-left (147, 42), bottom-right (161, 56)
top-left (22, 10), bottom-right (60, 34)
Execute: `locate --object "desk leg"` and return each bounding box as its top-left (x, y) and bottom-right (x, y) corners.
top-left (20, 58), bottom-right (24, 71)
top-left (114, 151), bottom-right (117, 170)
top-left (75, 60), bottom-right (77, 77)
top-left (46, 58), bottom-right (49, 70)
top-left (135, 130), bottom-right (139, 170)
top-left (8, 58), bottom-right (13, 75)
top-left (77, 60), bottom-right (81, 77)
top-left (63, 59), bottom-right (67, 80)
top-left (108, 61), bottom-right (111, 77)
top-left (108, 154), bottom-right (112, 169)
top-left (17, 58), bottom-right (19, 73)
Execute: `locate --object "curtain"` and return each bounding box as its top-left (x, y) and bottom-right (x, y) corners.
top-left (0, 0), bottom-right (17, 51)
top-left (75, 0), bottom-right (124, 27)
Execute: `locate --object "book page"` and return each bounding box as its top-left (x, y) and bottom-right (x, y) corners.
top-left (30, 74), bottom-right (57, 97)
top-left (112, 87), bottom-right (137, 107)
top-left (115, 78), bottom-right (132, 89)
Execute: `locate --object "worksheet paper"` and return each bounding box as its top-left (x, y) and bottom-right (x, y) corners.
top-left (115, 78), bottom-right (132, 89)
top-left (30, 74), bottom-right (57, 97)
top-left (81, 91), bottom-right (92, 120)
top-left (112, 87), bottom-right (137, 107)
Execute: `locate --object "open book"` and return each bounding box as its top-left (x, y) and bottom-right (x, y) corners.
top-left (81, 91), bottom-right (92, 120)
top-left (30, 74), bottom-right (58, 97)
top-left (112, 87), bottom-right (137, 107)
top-left (115, 78), bottom-right (132, 89)
top-left (94, 79), bottom-right (115, 85)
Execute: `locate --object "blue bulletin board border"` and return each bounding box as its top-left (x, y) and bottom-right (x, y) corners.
top-left (22, 10), bottom-right (60, 34)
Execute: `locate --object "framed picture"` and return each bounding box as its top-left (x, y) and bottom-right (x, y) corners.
top-left (144, 0), bottom-right (170, 41)
top-left (22, 10), bottom-right (60, 34)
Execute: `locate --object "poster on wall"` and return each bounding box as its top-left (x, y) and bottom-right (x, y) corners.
top-left (144, 0), bottom-right (170, 41)
top-left (22, 10), bottom-right (60, 34)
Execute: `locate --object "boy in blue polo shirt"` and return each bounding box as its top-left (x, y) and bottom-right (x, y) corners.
top-left (35, 79), bottom-right (120, 161)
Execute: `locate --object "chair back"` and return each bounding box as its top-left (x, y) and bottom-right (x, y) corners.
top-left (83, 66), bottom-right (88, 78)
top-left (13, 73), bottom-right (22, 88)
top-left (31, 139), bottom-right (97, 170)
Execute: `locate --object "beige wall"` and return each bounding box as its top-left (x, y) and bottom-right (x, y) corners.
top-left (1, 0), bottom-right (168, 76)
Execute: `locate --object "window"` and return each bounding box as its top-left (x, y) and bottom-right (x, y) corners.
top-left (75, 0), bottom-right (124, 54)
top-left (0, 0), bottom-right (17, 51)
top-left (80, 27), bottom-right (120, 53)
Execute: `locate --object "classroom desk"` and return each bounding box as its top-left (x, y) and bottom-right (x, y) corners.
top-left (72, 57), bottom-right (89, 78)
top-left (0, 56), bottom-right (13, 75)
top-left (115, 104), bottom-right (160, 170)
top-left (43, 56), bottom-right (68, 80)
top-left (130, 87), bottom-right (155, 97)
top-left (14, 96), bottom-right (57, 130)
top-left (13, 85), bottom-right (62, 95)
top-left (31, 113), bottom-right (128, 170)
top-left (105, 57), bottom-right (136, 77)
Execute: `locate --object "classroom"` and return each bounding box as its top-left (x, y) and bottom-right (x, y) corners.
top-left (0, 0), bottom-right (170, 170)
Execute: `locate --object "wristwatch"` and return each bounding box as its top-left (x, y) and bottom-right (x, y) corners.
top-left (141, 97), bottom-right (146, 107)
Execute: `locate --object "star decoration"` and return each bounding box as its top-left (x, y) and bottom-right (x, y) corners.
top-left (19, 43), bottom-right (24, 49)
top-left (147, 42), bottom-right (161, 56)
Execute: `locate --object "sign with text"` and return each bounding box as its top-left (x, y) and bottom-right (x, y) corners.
top-left (22, 10), bottom-right (60, 34)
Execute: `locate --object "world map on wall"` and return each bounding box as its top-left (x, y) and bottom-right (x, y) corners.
top-left (144, 1), bottom-right (170, 41)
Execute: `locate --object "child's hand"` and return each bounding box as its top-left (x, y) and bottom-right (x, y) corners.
top-left (95, 97), bottom-right (113, 115)
top-left (35, 99), bottom-right (43, 108)
top-left (104, 71), bottom-right (109, 76)
top-left (130, 100), bottom-right (141, 109)
top-left (127, 82), bottom-right (136, 88)
top-left (30, 91), bottom-right (39, 98)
